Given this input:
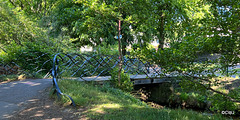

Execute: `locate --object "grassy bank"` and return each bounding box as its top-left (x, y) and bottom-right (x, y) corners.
top-left (55, 80), bottom-right (226, 120)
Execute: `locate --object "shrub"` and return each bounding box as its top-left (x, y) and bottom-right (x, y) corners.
top-left (2, 41), bottom-right (53, 75)
top-left (208, 87), bottom-right (240, 112)
top-left (208, 94), bottom-right (238, 112)
top-left (110, 68), bottom-right (133, 92)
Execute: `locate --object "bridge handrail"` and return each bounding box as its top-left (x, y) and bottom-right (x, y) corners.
top-left (51, 53), bottom-right (164, 106)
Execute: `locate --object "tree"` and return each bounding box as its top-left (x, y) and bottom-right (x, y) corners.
top-left (132, 0), bottom-right (240, 111)
top-left (47, 0), bottom-right (157, 55)
top-left (207, 0), bottom-right (240, 74)
top-left (7, 0), bottom-right (55, 17)
top-left (0, 0), bottom-right (46, 46)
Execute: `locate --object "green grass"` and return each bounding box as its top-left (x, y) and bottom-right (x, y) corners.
top-left (56, 80), bottom-right (227, 120)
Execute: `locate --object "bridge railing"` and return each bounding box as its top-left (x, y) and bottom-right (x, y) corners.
top-left (51, 53), bottom-right (164, 106)
top-left (52, 53), bottom-right (163, 81)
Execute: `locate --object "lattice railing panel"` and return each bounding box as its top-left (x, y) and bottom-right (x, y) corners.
top-left (52, 53), bottom-right (164, 81)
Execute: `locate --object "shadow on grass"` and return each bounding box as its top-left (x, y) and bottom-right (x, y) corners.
top-left (85, 105), bottom-right (226, 120)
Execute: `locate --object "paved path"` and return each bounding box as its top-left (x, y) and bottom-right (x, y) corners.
top-left (0, 79), bottom-right (52, 120)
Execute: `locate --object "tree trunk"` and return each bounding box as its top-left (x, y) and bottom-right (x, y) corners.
top-left (122, 40), bottom-right (126, 56)
top-left (118, 20), bottom-right (122, 86)
top-left (158, 11), bottom-right (165, 50)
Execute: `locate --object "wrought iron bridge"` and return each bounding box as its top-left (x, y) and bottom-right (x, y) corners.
top-left (51, 53), bottom-right (175, 106)
top-left (51, 53), bottom-right (173, 83)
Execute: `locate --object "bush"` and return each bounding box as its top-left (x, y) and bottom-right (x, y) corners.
top-left (208, 87), bottom-right (240, 112)
top-left (178, 77), bottom-right (240, 112)
top-left (2, 41), bottom-right (53, 75)
top-left (208, 94), bottom-right (238, 112)
top-left (110, 68), bottom-right (133, 92)
top-left (169, 91), bottom-right (208, 109)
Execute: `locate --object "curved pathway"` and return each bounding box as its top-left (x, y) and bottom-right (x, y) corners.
top-left (0, 79), bottom-right (52, 120)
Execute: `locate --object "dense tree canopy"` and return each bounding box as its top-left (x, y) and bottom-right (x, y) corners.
top-left (0, 1), bottom-right (42, 45)
top-left (1, 0), bottom-right (239, 52)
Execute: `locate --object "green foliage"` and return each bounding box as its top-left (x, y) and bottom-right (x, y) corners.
top-left (180, 92), bottom-right (189, 101)
top-left (177, 75), bottom-right (240, 111)
top-left (208, 87), bottom-right (240, 111)
top-left (49, 0), bottom-right (117, 46)
top-left (172, 92), bottom-right (207, 108)
top-left (110, 68), bottom-right (133, 92)
top-left (179, 77), bottom-right (207, 94)
top-left (209, 93), bottom-right (238, 112)
top-left (132, 0), bottom-right (240, 108)
top-left (134, 38), bottom-right (239, 112)
top-left (0, 1), bottom-right (47, 46)
top-left (0, 0), bottom-right (55, 75)
top-left (93, 43), bottom-right (118, 55)
top-left (129, 43), bottom-right (156, 62)
top-left (178, 76), bottom-right (240, 112)
top-left (1, 41), bottom-right (53, 75)
top-left (4, 0), bottom-right (56, 19)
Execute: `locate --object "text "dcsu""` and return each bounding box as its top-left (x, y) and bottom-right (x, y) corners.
top-left (221, 111), bottom-right (234, 115)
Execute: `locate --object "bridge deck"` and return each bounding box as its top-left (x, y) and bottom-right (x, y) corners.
top-left (65, 74), bottom-right (174, 85)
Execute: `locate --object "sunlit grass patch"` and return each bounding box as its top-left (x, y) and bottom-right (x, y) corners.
top-left (56, 79), bottom-right (227, 120)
